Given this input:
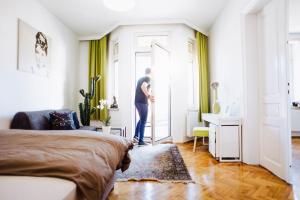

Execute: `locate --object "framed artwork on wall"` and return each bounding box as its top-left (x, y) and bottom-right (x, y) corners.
top-left (17, 19), bottom-right (52, 77)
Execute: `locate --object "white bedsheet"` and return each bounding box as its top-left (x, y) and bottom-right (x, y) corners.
top-left (0, 176), bottom-right (77, 200)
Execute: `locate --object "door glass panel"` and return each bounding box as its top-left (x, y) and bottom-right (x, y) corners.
top-left (152, 43), bottom-right (170, 142)
top-left (135, 53), bottom-right (152, 138)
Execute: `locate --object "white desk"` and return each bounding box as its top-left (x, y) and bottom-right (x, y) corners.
top-left (202, 113), bottom-right (242, 162)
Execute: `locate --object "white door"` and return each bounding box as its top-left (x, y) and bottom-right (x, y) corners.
top-left (257, 0), bottom-right (289, 180)
top-left (151, 42), bottom-right (171, 143)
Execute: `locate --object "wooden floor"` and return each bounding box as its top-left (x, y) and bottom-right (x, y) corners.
top-left (109, 141), bottom-right (300, 200)
top-left (291, 137), bottom-right (300, 200)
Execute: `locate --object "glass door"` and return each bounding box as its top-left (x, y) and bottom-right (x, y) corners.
top-left (135, 52), bottom-right (152, 139)
top-left (151, 42), bottom-right (171, 143)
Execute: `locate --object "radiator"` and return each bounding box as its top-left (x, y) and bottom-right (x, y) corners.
top-left (186, 109), bottom-right (201, 137)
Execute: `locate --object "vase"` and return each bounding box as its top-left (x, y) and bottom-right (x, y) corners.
top-left (212, 88), bottom-right (221, 114)
top-left (213, 101), bottom-right (221, 114)
top-left (102, 126), bottom-right (111, 134)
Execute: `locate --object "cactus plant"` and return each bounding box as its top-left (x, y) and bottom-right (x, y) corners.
top-left (79, 75), bottom-right (101, 126)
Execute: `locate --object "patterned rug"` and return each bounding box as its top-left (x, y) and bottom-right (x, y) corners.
top-left (115, 144), bottom-right (194, 183)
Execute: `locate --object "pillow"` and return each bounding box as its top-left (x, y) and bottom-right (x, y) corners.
top-left (49, 111), bottom-right (76, 130)
top-left (71, 111), bottom-right (80, 129)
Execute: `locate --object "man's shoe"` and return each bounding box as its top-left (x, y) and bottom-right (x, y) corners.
top-left (133, 136), bottom-right (139, 143)
top-left (138, 141), bottom-right (148, 146)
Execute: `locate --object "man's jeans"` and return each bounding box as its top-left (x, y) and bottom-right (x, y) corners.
top-left (134, 103), bottom-right (148, 143)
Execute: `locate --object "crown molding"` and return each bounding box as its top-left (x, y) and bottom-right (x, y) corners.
top-left (78, 19), bottom-right (208, 41)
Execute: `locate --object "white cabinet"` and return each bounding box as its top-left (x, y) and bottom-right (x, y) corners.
top-left (220, 126), bottom-right (239, 158)
top-left (203, 113), bottom-right (242, 162)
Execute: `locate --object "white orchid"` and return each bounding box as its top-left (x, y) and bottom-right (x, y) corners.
top-left (97, 99), bottom-right (108, 110)
top-left (97, 99), bottom-right (111, 126)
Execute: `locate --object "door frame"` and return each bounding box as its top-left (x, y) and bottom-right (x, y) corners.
top-left (133, 43), bottom-right (172, 144)
top-left (151, 41), bottom-right (172, 144)
top-left (241, 0), bottom-right (290, 181)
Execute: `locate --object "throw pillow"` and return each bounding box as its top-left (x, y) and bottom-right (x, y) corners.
top-left (71, 111), bottom-right (80, 129)
top-left (49, 111), bottom-right (76, 130)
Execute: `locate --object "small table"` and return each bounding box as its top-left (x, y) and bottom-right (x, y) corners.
top-left (97, 125), bottom-right (127, 138)
top-left (202, 113), bottom-right (242, 162)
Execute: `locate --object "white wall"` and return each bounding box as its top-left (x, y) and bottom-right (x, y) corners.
top-left (78, 41), bottom-right (89, 108)
top-left (289, 0), bottom-right (300, 33)
top-left (208, 0), bottom-right (260, 164)
top-left (209, 0), bottom-right (248, 113)
top-left (79, 24), bottom-right (196, 142)
top-left (0, 0), bottom-right (79, 128)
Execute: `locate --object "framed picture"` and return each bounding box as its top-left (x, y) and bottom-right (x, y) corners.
top-left (17, 19), bottom-right (52, 77)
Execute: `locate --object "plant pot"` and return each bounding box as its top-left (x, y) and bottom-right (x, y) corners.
top-left (102, 126), bottom-right (111, 134)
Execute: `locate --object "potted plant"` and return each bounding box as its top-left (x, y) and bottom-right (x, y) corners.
top-left (97, 99), bottom-right (111, 134)
top-left (78, 75), bottom-right (101, 126)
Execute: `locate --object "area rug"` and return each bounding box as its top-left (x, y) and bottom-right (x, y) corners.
top-left (115, 144), bottom-right (194, 183)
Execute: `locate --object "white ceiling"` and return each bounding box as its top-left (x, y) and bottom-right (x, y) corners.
top-left (38, 0), bottom-right (228, 37)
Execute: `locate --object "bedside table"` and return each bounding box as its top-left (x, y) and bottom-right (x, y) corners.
top-left (96, 125), bottom-right (127, 138)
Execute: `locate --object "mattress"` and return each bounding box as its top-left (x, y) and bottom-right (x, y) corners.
top-left (0, 176), bottom-right (77, 200)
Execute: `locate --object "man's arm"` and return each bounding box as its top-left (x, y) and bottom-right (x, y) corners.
top-left (141, 82), bottom-right (154, 102)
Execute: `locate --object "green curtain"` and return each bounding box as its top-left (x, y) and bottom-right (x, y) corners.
top-left (196, 32), bottom-right (210, 122)
top-left (88, 36), bottom-right (108, 121)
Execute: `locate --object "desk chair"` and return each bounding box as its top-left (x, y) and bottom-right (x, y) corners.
top-left (193, 127), bottom-right (209, 152)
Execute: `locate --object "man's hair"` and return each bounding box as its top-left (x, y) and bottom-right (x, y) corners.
top-left (145, 68), bottom-right (151, 75)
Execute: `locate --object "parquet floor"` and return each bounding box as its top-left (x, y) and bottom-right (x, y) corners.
top-left (109, 141), bottom-right (299, 200)
top-left (291, 137), bottom-right (300, 200)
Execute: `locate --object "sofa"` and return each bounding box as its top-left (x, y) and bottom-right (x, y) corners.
top-left (10, 109), bottom-right (97, 131)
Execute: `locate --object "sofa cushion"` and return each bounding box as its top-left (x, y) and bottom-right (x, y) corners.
top-left (10, 109), bottom-right (96, 131)
top-left (49, 111), bottom-right (76, 130)
top-left (11, 110), bottom-right (52, 130)
top-left (11, 109), bottom-right (72, 130)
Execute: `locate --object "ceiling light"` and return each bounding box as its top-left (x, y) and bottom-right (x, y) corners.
top-left (103, 0), bottom-right (135, 12)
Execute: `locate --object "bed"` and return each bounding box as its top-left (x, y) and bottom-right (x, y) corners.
top-left (0, 176), bottom-right (77, 200)
top-left (0, 129), bottom-right (133, 200)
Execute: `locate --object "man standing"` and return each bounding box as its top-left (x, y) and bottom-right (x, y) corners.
top-left (134, 68), bottom-right (155, 145)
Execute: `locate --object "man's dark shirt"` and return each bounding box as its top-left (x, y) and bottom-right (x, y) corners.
top-left (135, 76), bottom-right (150, 104)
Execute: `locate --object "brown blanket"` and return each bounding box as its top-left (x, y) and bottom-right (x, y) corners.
top-left (0, 129), bottom-right (133, 200)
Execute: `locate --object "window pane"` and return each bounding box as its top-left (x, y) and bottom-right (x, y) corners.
top-left (137, 35), bottom-right (168, 48)
top-left (188, 61), bottom-right (195, 106)
top-left (113, 43), bottom-right (119, 57)
top-left (135, 53), bottom-right (152, 137)
top-left (135, 53), bottom-right (151, 79)
top-left (114, 60), bottom-right (119, 99)
top-left (188, 41), bottom-right (194, 54)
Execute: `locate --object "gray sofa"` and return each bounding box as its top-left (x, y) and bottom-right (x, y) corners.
top-left (10, 109), bottom-right (97, 131)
